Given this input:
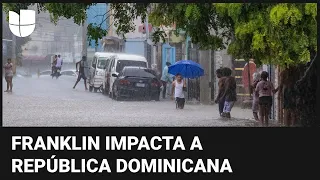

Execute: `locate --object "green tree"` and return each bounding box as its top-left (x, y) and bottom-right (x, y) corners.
top-left (3, 3), bottom-right (316, 66)
top-left (214, 3), bottom-right (317, 66)
top-left (3, 3), bottom-right (317, 126)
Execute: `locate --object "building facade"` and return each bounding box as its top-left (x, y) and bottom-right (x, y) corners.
top-left (86, 3), bottom-right (108, 52)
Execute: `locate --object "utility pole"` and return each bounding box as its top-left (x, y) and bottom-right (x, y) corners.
top-left (199, 50), bottom-right (211, 104)
top-left (185, 36), bottom-right (190, 60)
top-left (184, 36), bottom-right (190, 100)
top-left (82, 19), bottom-right (88, 57)
top-left (12, 33), bottom-right (16, 75)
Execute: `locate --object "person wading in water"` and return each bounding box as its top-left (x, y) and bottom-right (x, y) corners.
top-left (3, 58), bottom-right (14, 92)
top-left (251, 68), bottom-right (262, 121)
top-left (255, 71), bottom-right (278, 126)
top-left (73, 56), bottom-right (88, 90)
top-left (214, 68), bottom-right (227, 117)
top-left (171, 73), bottom-right (186, 109)
top-left (51, 55), bottom-right (57, 75)
top-left (220, 67), bottom-right (237, 118)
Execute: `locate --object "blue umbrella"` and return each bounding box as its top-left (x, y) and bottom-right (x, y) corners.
top-left (168, 60), bottom-right (204, 79)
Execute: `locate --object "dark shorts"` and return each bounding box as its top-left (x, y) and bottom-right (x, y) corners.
top-left (259, 96), bottom-right (272, 106)
top-left (77, 73), bottom-right (86, 81)
top-left (176, 97), bottom-right (185, 109)
top-left (5, 76), bottom-right (13, 81)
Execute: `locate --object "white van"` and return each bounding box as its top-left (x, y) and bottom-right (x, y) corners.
top-left (107, 53), bottom-right (148, 97)
top-left (88, 52), bottom-right (115, 92)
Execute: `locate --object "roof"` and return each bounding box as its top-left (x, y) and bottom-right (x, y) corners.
top-left (123, 66), bottom-right (147, 69)
top-left (114, 53), bottom-right (147, 62)
top-left (61, 69), bottom-right (76, 72)
top-left (94, 52), bottom-right (115, 58)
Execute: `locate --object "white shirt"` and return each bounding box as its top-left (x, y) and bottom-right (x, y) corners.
top-left (174, 80), bottom-right (185, 98)
top-left (56, 57), bottom-right (63, 67)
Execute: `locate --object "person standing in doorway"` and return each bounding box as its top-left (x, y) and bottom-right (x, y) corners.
top-left (220, 67), bottom-right (237, 118)
top-left (3, 58), bottom-right (14, 92)
top-left (214, 68), bottom-right (227, 117)
top-left (161, 62), bottom-right (172, 99)
top-left (73, 56), bottom-right (88, 90)
top-left (171, 73), bottom-right (186, 109)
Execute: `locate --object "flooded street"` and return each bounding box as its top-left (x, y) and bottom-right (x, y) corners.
top-left (3, 75), bottom-right (265, 127)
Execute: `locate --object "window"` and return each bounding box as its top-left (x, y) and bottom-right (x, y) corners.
top-left (97, 57), bottom-right (110, 69)
top-left (116, 60), bottom-right (147, 73)
top-left (123, 68), bottom-right (156, 78)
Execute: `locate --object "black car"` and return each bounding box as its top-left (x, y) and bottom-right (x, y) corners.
top-left (111, 66), bottom-right (161, 101)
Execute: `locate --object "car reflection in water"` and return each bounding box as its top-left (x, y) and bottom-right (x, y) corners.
top-left (111, 66), bottom-right (161, 101)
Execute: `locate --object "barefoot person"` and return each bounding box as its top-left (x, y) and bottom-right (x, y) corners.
top-left (171, 73), bottom-right (186, 109)
top-left (214, 68), bottom-right (227, 117)
top-left (251, 70), bottom-right (261, 121)
top-left (220, 67), bottom-right (237, 118)
top-left (255, 71), bottom-right (278, 126)
top-left (3, 58), bottom-right (14, 92)
top-left (73, 56), bottom-right (88, 90)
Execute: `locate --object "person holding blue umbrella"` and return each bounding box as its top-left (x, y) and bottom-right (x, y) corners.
top-left (168, 60), bottom-right (204, 79)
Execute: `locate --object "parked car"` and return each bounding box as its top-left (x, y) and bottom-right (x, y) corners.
top-left (60, 69), bottom-right (78, 78)
top-left (39, 70), bottom-right (52, 76)
top-left (104, 53), bottom-right (148, 97)
top-left (16, 68), bottom-right (32, 77)
top-left (88, 52), bottom-right (114, 93)
top-left (111, 66), bottom-right (161, 101)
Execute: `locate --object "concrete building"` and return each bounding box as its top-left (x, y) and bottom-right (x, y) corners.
top-left (86, 3), bottom-right (109, 59)
top-left (3, 5), bottom-right (83, 73)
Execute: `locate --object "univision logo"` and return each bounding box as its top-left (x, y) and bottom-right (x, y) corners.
top-left (9, 10), bottom-right (36, 37)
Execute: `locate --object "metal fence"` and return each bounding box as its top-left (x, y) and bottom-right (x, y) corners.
top-left (187, 43), bottom-right (200, 101)
top-left (144, 41), bottom-right (152, 68)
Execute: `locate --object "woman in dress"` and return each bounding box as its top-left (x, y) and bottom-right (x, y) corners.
top-left (3, 58), bottom-right (14, 92)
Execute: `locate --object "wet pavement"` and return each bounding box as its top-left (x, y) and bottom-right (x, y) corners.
top-left (2, 75), bottom-right (277, 127)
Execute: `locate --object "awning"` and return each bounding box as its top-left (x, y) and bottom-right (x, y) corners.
top-left (102, 36), bottom-right (124, 45)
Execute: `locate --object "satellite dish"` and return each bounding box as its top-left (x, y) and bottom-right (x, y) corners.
top-left (147, 39), bottom-right (154, 45)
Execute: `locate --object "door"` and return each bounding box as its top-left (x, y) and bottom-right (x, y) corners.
top-left (105, 58), bottom-right (114, 93)
top-left (109, 59), bottom-right (116, 93)
top-left (268, 65), bottom-right (275, 120)
top-left (162, 43), bottom-right (176, 71)
top-left (102, 59), bottom-right (110, 90)
top-left (89, 56), bottom-right (97, 84)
